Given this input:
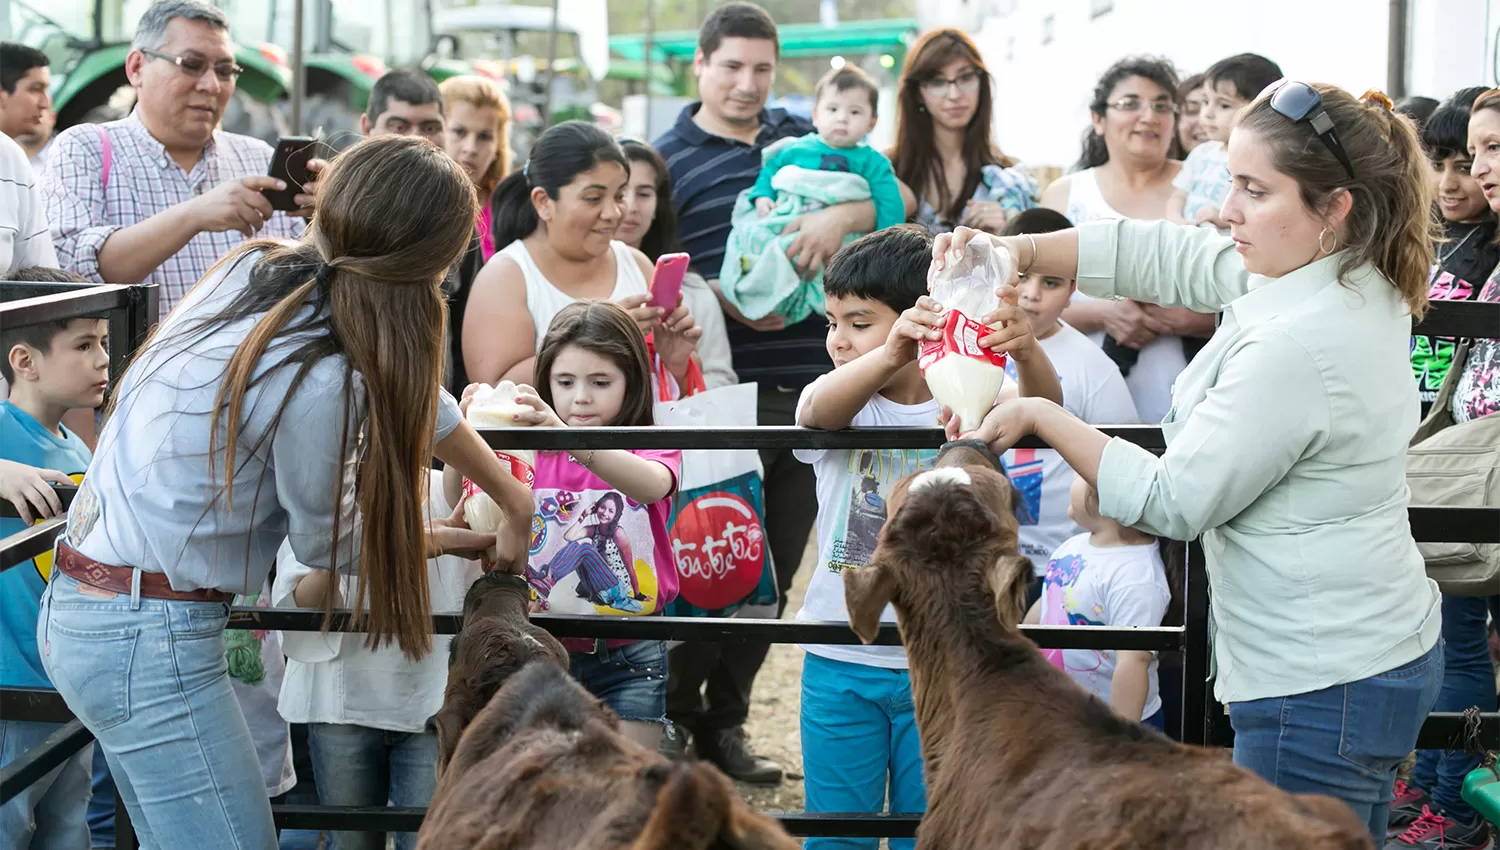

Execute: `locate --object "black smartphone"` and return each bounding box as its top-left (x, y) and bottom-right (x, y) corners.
top-left (263, 135), bottom-right (319, 212)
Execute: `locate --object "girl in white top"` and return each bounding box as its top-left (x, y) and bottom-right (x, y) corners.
top-left (942, 84), bottom-right (1442, 842)
top-left (274, 470), bottom-right (482, 850)
top-left (1042, 57), bottom-right (1217, 424)
top-left (464, 121), bottom-right (699, 390)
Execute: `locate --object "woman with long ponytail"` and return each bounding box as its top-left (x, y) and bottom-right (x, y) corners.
top-left (37, 135), bottom-right (535, 849)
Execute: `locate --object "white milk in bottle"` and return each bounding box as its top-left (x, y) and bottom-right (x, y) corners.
top-left (919, 239), bottom-right (1014, 433)
top-left (462, 381), bottom-right (536, 561)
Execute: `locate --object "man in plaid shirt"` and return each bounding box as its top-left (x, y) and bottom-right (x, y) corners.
top-left (43, 0), bottom-right (305, 311)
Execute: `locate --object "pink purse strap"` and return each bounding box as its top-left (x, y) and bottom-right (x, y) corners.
top-left (97, 125), bottom-right (112, 194)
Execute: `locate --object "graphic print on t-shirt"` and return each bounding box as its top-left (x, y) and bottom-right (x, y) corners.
top-left (527, 486), bottom-right (661, 616)
top-left (824, 448), bottom-right (937, 574)
top-left (1040, 553), bottom-right (1106, 671)
top-left (1412, 268), bottom-right (1479, 401)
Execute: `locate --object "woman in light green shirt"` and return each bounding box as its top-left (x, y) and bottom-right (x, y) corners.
top-left (937, 83), bottom-right (1443, 841)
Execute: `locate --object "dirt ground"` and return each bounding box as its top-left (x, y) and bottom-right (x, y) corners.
top-left (733, 536), bottom-right (816, 814)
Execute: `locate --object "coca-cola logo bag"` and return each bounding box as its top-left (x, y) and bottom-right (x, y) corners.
top-left (654, 382), bottom-right (778, 628)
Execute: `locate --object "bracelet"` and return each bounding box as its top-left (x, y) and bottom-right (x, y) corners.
top-left (575, 449), bottom-right (596, 468)
top-left (1020, 234), bottom-right (1037, 276)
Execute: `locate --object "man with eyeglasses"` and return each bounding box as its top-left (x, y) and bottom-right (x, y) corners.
top-left (42, 0), bottom-right (305, 313)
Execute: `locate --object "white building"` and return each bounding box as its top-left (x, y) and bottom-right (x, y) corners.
top-left (919, 0), bottom-right (1496, 169)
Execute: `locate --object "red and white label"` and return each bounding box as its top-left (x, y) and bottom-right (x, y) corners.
top-left (918, 309), bottom-right (1009, 371)
top-left (463, 450), bottom-right (536, 498)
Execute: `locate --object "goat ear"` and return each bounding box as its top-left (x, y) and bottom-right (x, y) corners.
top-left (844, 560), bottom-right (894, 645)
top-left (429, 707), bottom-right (465, 778)
top-left (988, 554), bottom-right (1033, 629)
top-left (721, 802), bottom-right (804, 850)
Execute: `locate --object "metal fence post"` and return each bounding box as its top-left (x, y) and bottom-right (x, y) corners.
top-left (1180, 539), bottom-right (1212, 746)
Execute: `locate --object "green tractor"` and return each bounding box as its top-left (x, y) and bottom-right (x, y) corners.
top-left (9, 0), bottom-right (291, 141)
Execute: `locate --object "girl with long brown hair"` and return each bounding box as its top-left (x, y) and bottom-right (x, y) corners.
top-left (941, 83), bottom-right (1443, 843)
top-left (889, 28), bottom-right (1037, 235)
top-left (37, 135), bottom-right (535, 849)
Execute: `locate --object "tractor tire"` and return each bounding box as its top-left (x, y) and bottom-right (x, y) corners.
top-left (221, 91), bottom-right (285, 145)
top-left (280, 88), bottom-right (365, 151)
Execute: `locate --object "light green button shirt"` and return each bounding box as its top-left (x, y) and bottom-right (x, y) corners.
top-left (1077, 219), bottom-right (1441, 704)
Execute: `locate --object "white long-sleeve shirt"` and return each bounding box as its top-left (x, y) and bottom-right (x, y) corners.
top-left (1079, 219), bottom-right (1441, 704)
top-left (66, 250), bottom-right (462, 594)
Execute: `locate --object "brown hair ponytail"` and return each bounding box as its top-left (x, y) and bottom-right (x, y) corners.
top-left (1237, 83), bottom-right (1439, 318)
top-left (206, 135), bottom-right (477, 659)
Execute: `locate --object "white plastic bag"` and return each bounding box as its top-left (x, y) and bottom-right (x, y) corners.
top-left (919, 238), bottom-right (1015, 432)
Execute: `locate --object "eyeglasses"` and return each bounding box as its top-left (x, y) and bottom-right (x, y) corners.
top-left (1264, 78), bottom-right (1356, 181)
top-left (920, 71), bottom-right (982, 98)
top-left (141, 48), bottom-right (244, 82)
top-left (1106, 97), bottom-right (1177, 116)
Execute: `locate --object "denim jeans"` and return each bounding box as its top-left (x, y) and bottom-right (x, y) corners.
top-left (38, 573), bottom-right (278, 850)
top-left (1411, 594), bottom-right (1500, 822)
top-left (306, 723), bottom-right (438, 850)
top-left (800, 653), bottom-right (927, 850)
top-left (0, 718), bottom-right (93, 850)
top-left (1228, 642), bottom-right (1443, 842)
top-left (569, 640), bottom-right (668, 725)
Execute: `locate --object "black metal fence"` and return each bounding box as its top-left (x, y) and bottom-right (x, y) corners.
top-left (1, 284), bottom-right (1496, 843)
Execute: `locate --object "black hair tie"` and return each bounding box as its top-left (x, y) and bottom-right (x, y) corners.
top-left (314, 261), bottom-right (337, 291)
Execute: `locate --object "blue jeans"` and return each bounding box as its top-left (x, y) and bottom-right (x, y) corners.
top-left (38, 573), bottom-right (278, 850)
top-left (0, 718), bottom-right (93, 850)
top-left (306, 723), bottom-right (437, 850)
top-left (1229, 642), bottom-right (1442, 843)
top-left (568, 640), bottom-right (668, 724)
top-left (1411, 594), bottom-right (1500, 822)
top-left (800, 653), bottom-right (927, 850)
top-left (87, 746), bottom-right (114, 848)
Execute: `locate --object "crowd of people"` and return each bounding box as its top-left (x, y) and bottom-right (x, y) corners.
top-left (0, 0), bottom-right (1496, 849)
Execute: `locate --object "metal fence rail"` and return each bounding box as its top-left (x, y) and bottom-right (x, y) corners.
top-left (2, 284), bottom-right (1496, 843)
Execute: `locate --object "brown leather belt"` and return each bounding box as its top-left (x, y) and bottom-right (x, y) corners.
top-left (56, 542), bottom-right (234, 604)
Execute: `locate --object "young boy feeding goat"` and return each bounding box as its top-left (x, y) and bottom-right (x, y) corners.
top-left (843, 442), bottom-right (1373, 850)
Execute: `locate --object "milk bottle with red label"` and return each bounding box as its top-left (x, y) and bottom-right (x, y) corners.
top-left (462, 381), bottom-right (536, 562)
top-left (919, 239), bottom-right (1015, 433)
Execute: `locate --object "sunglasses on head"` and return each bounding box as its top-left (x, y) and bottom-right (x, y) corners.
top-left (1263, 79), bottom-right (1356, 181)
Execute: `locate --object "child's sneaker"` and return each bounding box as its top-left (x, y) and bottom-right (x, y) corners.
top-left (1385, 805), bottom-right (1494, 849)
top-left (1389, 781), bottom-right (1433, 835)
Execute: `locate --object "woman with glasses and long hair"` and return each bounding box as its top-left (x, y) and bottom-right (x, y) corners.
top-left (36, 135), bottom-right (537, 849)
top-left (940, 83), bottom-right (1443, 843)
top-left (887, 28), bottom-right (1037, 236)
top-left (1041, 56), bottom-right (1217, 425)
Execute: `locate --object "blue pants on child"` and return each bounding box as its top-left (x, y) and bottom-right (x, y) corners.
top-left (1410, 594), bottom-right (1499, 823)
top-left (307, 723), bottom-right (438, 850)
top-left (800, 653), bottom-right (927, 850)
top-left (0, 718), bottom-right (93, 850)
top-left (1228, 642), bottom-right (1442, 843)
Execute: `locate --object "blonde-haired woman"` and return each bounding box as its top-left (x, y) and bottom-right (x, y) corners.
top-left (440, 75), bottom-right (513, 261)
top-left (38, 135), bottom-right (535, 849)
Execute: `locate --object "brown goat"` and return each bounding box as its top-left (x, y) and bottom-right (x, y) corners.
top-left (418, 661), bottom-right (800, 850)
top-left (843, 443), bottom-right (1374, 850)
top-left (431, 570), bottom-right (570, 774)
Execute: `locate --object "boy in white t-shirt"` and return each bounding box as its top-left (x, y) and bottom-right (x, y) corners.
top-left (1167, 53), bottom-right (1283, 229)
top-left (1026, 475), bottom-right (1175, 730)
top-left (1000, 210), bottom-right (1139, 592)
top-left (794, 226), bottom-right (1061, 850)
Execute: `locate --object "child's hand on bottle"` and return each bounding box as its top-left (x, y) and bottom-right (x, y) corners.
top-left (512, 385), bottom-right (567, 428)
top-left (977, 283), bottom-right (1041, 362)
top-left (884, 296), bottom-right (945, 369)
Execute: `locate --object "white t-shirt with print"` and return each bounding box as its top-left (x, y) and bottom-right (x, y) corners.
top-left (1006, 323), bottom-right (1140, 576)
top-left (793, 381), bottom-right (941, 669)
top-left (1037, 533), bottom-right (1170, 720)
top-left (1171, 142), bottom-right (1230, 223)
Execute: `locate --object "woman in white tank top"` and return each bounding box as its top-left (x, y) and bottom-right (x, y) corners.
top-left (462, 122), bottom-right (700, 388)
top-left (1040, 58), bottom-right (1216, 423)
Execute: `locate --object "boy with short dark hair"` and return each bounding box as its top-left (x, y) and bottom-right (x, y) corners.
top-left (1168, 52), bottom-right (1283, 228)
top-left (0, 266), bottom-right (105, 848)
top-left (792, 226), bottom-right (1057, 849)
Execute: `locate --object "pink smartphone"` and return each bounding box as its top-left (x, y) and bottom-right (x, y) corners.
top-left (649, 252), bottom-right (690, 313)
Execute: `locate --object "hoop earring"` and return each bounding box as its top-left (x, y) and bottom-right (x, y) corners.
top-left (1318, 227), bottom-right (1338, 255)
